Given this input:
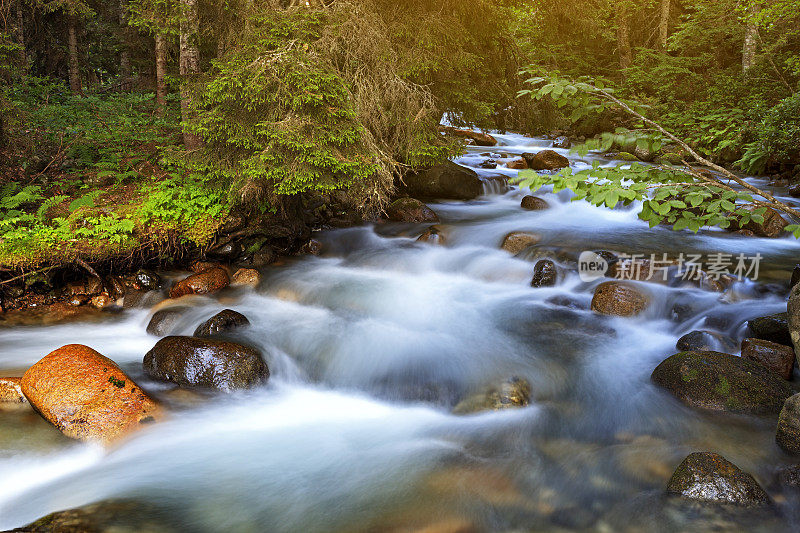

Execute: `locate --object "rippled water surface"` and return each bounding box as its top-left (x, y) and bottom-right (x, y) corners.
top-left (1, 133), bottom-right (799, 532)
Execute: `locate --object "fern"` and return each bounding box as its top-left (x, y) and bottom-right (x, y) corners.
top-left (36, 195), bottom-right (68, 222)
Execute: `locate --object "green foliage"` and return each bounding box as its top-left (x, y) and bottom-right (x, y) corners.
top-left (516, 162), bottom-right (767, 234)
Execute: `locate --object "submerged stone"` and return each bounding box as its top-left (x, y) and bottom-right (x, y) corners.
top-left (666, 452), bottom-right (771, 506)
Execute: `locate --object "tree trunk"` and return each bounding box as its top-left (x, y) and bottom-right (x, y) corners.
top-left (119, 0), bottom-right (132, 84)
top-left (155, 33), bottom-right (167, 116)
top-left (12, 0), bottom-right (27, 73)
top-left (179, 0), bottom-right (202, 149)
top-left (742, 21), bottom-right (758, 74)
top-left (658, 0), bottom-right (670, 50)
top-left (616, 1), bottom-right (632, 69)
top-left (67, 15), bottom-right (82, 94)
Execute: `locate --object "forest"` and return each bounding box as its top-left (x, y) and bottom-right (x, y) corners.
top-left (0, 0), bottom-right (797, 276)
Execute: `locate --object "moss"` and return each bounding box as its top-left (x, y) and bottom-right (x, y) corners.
top-left (108, 376), bottom-right (126, 388)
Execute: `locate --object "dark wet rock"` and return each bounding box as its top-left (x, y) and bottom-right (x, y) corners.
top-left (505, 157), bottom-right (527, 170)
top-left (552, 136), bottom-right (571, 149)
top-left (417, 225), bottom-right (446, 245)
top-left (749, 312), bottom-right (792, 347)
top-left (208, 241), bottom-right (242, 261)
top-left (143, 336), bottom-right (269, 391)
top-left (775, 464), bottom-right (800, 488)
top-left (676, 331), bottom-right (727, 352)
top-left (591, 281), bottom-right (648, 317)
top-left (12, 500), bottom-right (180, 533)
top-left (531, 260), bottom-right (557, 288)
top-left (741, 338), bottom-right (794, 380)
top-left (789, 185), bottom-right (800, 198)
top-left (169, 268), bottom-right (230, 298)
top-left (651, 351), bottom-right (796, 415)
top-left (777, 394), bottom-right (800, 455)
top-left (385, 198), bottom-right (439, 223)
top-left (194, 309), bottom-right (250, 337)
top-left (790, 284), bottom-right (800, 358)
top-left (520, 195), bottom-right (550, 210)
top-left (231, 268), bottom-right (261, 287)
top-left (300, 238), bottom-right (323, 255)
top-left (21, 344), bottom-right (163, 445)
top-left (500, 231), bottom-right (541, 254)
top-left (189, 260), bottom-right (227, 274)
top-left (146, 307), bottom-right (189, 336)
top-left (133, 269), bottom-right (161, 291)
top-left (791, 265), bottom-right (800, 289)
top-left (251, 246), bottom-right (277, 268)
top-left (522, 150), bottom-right (570, 171)
top-left (545, 295), bottom-right (587, 310)
top-left (438, 126), bottom-right (497, 146)
top-left (402, 161), bottom-right (483, 200)
top-left (90, 294), bottom-right (115, 309)
top-left (220, 212), bottom-right (247, 234)
top-left (452, 377), bottom-right (531, 414)
top-left (106, 276), bottom-right (126, 300)
top-left (479, 159), bottom-right (497, 169)
top-left (666, 452), bottom-right (771, 506)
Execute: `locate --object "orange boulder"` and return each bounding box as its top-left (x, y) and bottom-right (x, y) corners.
top-left (169, 267), bottom-right (230, 298)
top-left (20, 344), bottom-right (162, 445)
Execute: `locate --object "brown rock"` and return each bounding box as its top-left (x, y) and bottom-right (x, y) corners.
top-left (20, 344), bottom-right (162, 445)
top-left (386, 198), bottom-right (439, 223)
top-left (438, 125), bottom-right (497, 146)
top-left (523, 150), bottom-right (570, 171)
top-left (169, 267), bottom-right (230, 298)
top-left (506, 158), bottom-right (527, 170)
top-left (731, 207), bottom-right (787, 238)
top-left (500, 231), bottom-right (541, 254)
top-left (417, 226), bottom-right (446, 245)
top-left (777, 393), bottom-right (800, 455)
top-left (90, 294), bottom-right (114, 309)
top-left (591, 281), bottom-right (648, 316)
top-left (231, 268), bottom-right (261, 287)
top-left (0, 377), bottom-right (27, 407)
top-left (301, 238), bottom-right (323, 255)
top-left (666, 452), bottom-right (771, 506)
top-left (520, 196), bottom-right (550, 210)
top-left (189, 261), bottom-right (228, 274)
top-left (741, 338), bottom-right (794, 380)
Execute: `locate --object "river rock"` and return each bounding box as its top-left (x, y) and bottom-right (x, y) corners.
top-left (438, 126), bottom-right (497, 146)
top-left (402, 161), bottom-right (483, 200)
top-left (741, 338), bottom-right (794, 380)
top-left (531, 260), bottom-right (557, 288)
top-left (251, 245), bottom-right (277, 267)
top-left (500, 231), bottom-right (541, 254)
top-left (143, 336), bottom-right (269, 391)
top-left (146, 306), bottom-right (189, 336)
top-left (14, 500), bottom-right (180, 533)
top-left (20, 344), bottom-right (162, 444)
top-left (231, 268), bottom-right (261, 287)
top-left (506, 158), bottom-right (527, 170)
top-left (208, 242), bottom-right (241, 261)
top-left (749, 312), bottom-right (792, 346)
top-left (729, 207), bottom-right (787, 237)
top-left (676, 331), bottom-right (725, 352)
top-left (523, 150), bottom-right (570, 171)
top-left (790, 284), bottom-right (800, 359)
top-left (169, 267), bottom-right (230, 298)
top-left (521, 196), bottom-right (549, 210)
top-left (591, 281), bottom-right (648, 317)
top-left (194, 309), bottom-right (250, 337)
top-left (552, 136), bottom-right (571, 149)
top-left (666, 452), bottom-right (771, 506)
top-left (0, 377), bottom-right (27, 408)
top-left (417, 225), bottom-right (446, 245)
top-left (190, 260), bottom-right (227, 274)
top-left (651, 351), bottom-right (796, 415)
top-left (452, 377), bottom-right (531, 414)
top-left (300, 238), bottom-right (323, 255)
top-left (479, 159), bottom-right (497, 169)
top-left (777, 394), bottom-right (800, 455)
top-left (133, 269), bottom-right (161, 291)
top-left (386, 198), bottom-right (439, 223)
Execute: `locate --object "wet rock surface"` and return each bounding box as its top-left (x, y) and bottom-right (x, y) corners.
top-left (520, 195), bottom-right (549, 210)
top-left (777, 393), bottom-right (800, 455)
top-left (651, 351), bottom-right (796, 415)
top-left (452, 377), bottom-right (531, 414)
top-left (590, 281), bottom-right (648, 317)
top-left (146, 306), bottom-right (189, 336)
top-left (530, 260), bottom-right (557, 287)
top-left (385, 198), bottom-right (439, 223)
top-left (523, 150), bottom-right (570, 171)
top-left (401, 161), bottom-right (483, 200)
top-left (193, 309), bottom-right (250, 337)
top-left (500, 232), bottom-right (541, 254)
top-left (169, 267), bottom-right (230, 298)
top-left (143, 336), bottom-right (269, 391)
top-left (740, 338), bottom-right (794, 380)
top-left (666, 452), bottom-right (771, 506)
top-left (20, 344), bottom-right (162, 445)
top-left (749, 312), bottom-right (792, 347)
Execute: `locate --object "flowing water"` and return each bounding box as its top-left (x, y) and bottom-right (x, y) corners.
top-left (1, 133), bottom-right (800, 532)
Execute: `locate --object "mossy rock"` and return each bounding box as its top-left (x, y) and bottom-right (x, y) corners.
top-left (651, 351), bottom-right (796, 415)
top-left (666, 452), bottom-right (771, 506)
